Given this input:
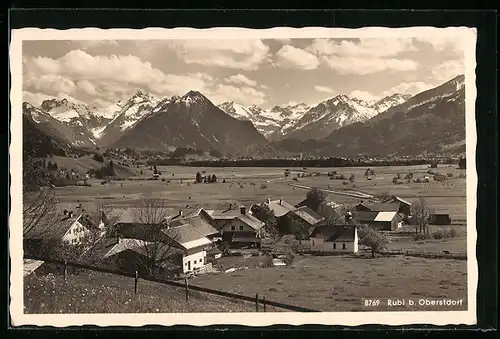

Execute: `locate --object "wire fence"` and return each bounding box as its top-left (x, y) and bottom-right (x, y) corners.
top-left (24, 255), bottom-right (319, 312)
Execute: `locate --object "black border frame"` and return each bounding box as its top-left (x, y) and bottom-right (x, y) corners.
top-left (5, 7), bottom-right (498, 337)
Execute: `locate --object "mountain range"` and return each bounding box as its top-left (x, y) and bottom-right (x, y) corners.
top-left (22, 74), bottom-right (466, 157)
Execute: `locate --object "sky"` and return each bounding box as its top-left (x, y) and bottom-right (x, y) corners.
top-left (22, 36), bottom-right (466, 110)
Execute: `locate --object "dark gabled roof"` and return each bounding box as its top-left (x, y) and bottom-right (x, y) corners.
top-left (310, 224), bottom-right (356, 241)
top-left (327, 226), bottom-right (356, 241)
top-left (291, 206), bottom-right (325, 226)
top-left (383, 196), bottom-right (412, 206)
top-left (236, 214), bottom-right (265, 230)
top-left (364, 203), bottom-right (400, 212)
top-left (168, 215), bottom-right (219, 237)
top-left (353, 211), bottom-right (379, 223)
top-left (24, 213), bottom-right (83, 240)
top-left (162, 224), bottom-right (212, 250)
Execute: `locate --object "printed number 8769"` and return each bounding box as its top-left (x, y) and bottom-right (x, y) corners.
top-left (364, 299), bottom-right (381, 307)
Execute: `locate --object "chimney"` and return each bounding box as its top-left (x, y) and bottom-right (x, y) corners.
top-left (68, 211), bottom-right (73, 218)
top-left (267, 198), bottom-right (271, 204)
top-left (229, 203), bottom-right (233, 210)
top-left (179, 210), bottom-right (183, 217)
top-left (240, 206), bottom-right (246, 215)
top-left (279, 199), bottom-right (282, 205)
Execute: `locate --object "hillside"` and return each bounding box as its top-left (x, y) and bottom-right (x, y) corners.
top-left (24, 262), bottom-right (265, 313)
top-left (318, 75), bottom-right (466, 156)
top-left (22, 115), bottom-right (71, 158)
top-left (112, 91), bottom-right (269, 155)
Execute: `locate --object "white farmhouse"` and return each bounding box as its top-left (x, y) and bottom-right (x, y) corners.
top-left (309, 225), bottom-right (359, 253)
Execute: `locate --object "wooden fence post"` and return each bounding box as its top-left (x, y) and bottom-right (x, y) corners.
top-left (255, 293), bottom-right (259, 312)
top-left (64, 260), bottom-right (68, 282)
top-left (263, 296), bottom-right (266, 312)
top-left (185, 278), bottom-right (189, 302)
top-left (134, 271), bottom-right (138, 294)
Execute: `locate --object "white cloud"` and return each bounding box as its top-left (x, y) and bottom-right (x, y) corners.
top-left (22, 49), bottom-right (217, 106)
top-left (24, 74), bottom-right (77, 96)
top-left (431, 60), bottom-right (465, 83)
top-left (76, 79), bottom-right (98, 96)
top-left (350, 90), bottom-right (379, 102)
top-left (314, 85), bottom-right (335, 94)
top-left (274, 45), bottom-right (320, 70)
top-left (225, 74), bottom-right (258, 87)
top-left (321, 56), bottom-right (418, 75)
top-left (307, 37), bottom-right (416, 58)
top-left (170, 39), bottom-right (271, 70)
top-left (381, 81), bottom-right (435, 97)
top-left (415, 36), bottom-right (464, 53)
top-left (306, 38), bottom-right (419, 74)
top-left (211, 84), bottom-right (266, 106)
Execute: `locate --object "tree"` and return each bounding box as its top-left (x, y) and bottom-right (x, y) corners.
top-left (411, 198), bottom-right (434, 236)
top-left (358, 225), bottom-right (389, 258)
top-left (196, 172), bottom-right (203, 183)
top-left (130, 194), bottom-right (178, 276)
top-left (92, 153), bottom-right (104, 162)
top-left (23, 156), bottom-right (59, 239)
top-left (306, 187), bottom-right (326, 212)
top-left (251, 204), bottom-right (278, 237)
top-left (211, 174), bottom-right (217, 183)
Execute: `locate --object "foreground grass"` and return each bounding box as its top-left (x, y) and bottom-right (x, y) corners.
top-left (24, 263), bottom-right (282, 313)
top-left (195, 255), bottom-right (468, 312)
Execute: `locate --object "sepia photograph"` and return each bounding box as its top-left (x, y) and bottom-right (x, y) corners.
top-left (10, 26), bottom-right (477, 327)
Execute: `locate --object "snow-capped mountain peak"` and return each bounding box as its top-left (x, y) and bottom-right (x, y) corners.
top-left (180, 90), bottom-right (211, 107)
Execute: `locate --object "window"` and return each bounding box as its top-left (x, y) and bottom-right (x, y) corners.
top-left (231, 226), bottom-right (235, 231)
top-left (342, 243), bottom-right (346, 250)
top-left (333, 243), bottom-right (336, 249)
top-left (239, 226), bottom-right (244, 231)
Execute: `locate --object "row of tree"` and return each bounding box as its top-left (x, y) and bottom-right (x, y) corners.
top-left (195, 172), bottom-right (217, 183)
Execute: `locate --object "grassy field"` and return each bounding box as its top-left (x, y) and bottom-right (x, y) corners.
top-left (194, 255), bottom-right (468, 312)
top-left (24, 263), bottom-right (283, 313)
top-left (53, 164), bottom-right (467, 220)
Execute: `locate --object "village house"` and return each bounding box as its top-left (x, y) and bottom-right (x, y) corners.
top-left (309, 224), bottom-right (359, 253)
top-left (288, 206), bottom-right (326, 236)
top-left (353, 210), bottom-right (401, 231)
top-left (198, 205), bottom-right (265, 248)
top-left (429, 212), bottom-right (452, 225)
top-left (266, 198), bottom-right (296, 218)
top-left (168, 213), bottom-right (219, 240)
top-left (162, 224), bottom-right (213, 273)
top-left (101, 238), bottom-right (182, 275)
top-left (102, 221), bottom-right (213, 274)
top-left (24, 210), bottom-right (99, 250)
top-left (382, 196), bottom-right (412, 219)
top-left (295, 197), bottom-right (341, 219)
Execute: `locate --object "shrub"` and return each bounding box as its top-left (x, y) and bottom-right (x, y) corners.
top-left (292, 178), bottom-right (298, 181)
top-left (414, 233), bottom-right (431, 241)
top-left (260, 184), bottom-right (268, 189)
top-left (447, 173), bottom-right (454, 177)
top-left (432, 229), bottom-right (446, 239)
